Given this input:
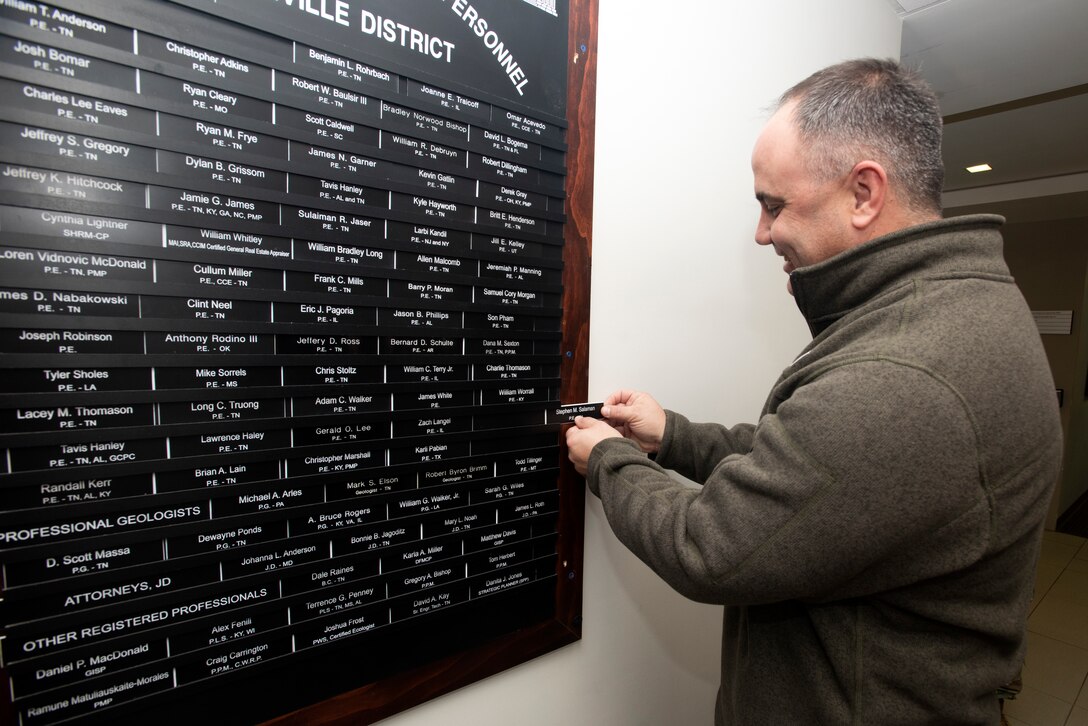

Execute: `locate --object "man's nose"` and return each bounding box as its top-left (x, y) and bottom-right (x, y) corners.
top-left (754, 217), bottom-right (772, 246)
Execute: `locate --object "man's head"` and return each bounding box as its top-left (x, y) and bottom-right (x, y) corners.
top-left (751, 58), bottom-right (944, 293)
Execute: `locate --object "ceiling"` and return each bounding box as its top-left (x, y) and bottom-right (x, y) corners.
top-left (891, 0), bottom-right (1088, 220)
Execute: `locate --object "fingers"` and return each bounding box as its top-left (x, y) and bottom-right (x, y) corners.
top-left (602, 390), bottom-right (624, 407)
top-left (602, 394), bottom-right (650, 424)
top-left (564, 421), bottom-right (580, 446)
top-left (601, 389), bottom-right (634, 420)
top-left (603, 388), bottom-right (638, 408)
top-left (565, 417), bottom-right (598, 475)
top-left (572, 414), bottom-right (593, 429)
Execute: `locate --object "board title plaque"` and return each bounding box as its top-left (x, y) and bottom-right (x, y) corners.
top-left (0, 0), bottom-right (594, 722)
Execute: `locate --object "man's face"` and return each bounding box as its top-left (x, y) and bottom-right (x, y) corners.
top-left (751, 103), bottom-right (855, 295)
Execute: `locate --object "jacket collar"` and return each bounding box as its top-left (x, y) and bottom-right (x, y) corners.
top-left (790, 214), bottom-right (1008, 337)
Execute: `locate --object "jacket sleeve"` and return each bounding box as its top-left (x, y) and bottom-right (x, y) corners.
top-left (651, 410), bottom-right (757, 483)
top-left (584, 361), bottom-right (989, 605)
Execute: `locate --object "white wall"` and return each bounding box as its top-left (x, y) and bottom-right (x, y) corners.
top-left (378, 2), bottom-right (901, 724)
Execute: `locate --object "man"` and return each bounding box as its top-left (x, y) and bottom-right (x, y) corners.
top-left (566, 58), bottom-right (1062, 725)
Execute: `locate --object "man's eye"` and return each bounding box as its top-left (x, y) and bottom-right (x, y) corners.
top-left (765, 204), bottom-right (782, 218)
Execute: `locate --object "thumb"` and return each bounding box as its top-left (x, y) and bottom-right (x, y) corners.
top-left (574, 415), bottom-right (598, 429)
top-left (601, 403), bottom-right (634, 424)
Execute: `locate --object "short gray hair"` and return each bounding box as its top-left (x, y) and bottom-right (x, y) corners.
top-left (778, 58), bottom-right (944, 216)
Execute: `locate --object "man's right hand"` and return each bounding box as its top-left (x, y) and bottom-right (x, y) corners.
top-left (601, 389), bottom-right (666, 454)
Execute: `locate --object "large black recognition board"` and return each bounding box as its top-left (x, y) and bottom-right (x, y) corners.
top-left (0, 1), bottom-right (595, 723)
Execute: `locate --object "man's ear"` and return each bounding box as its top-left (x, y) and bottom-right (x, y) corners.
top-left (849, 160), bottom-right (888, 231)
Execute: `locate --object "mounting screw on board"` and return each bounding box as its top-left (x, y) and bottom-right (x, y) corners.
top-left (567, 570), bottom-right (576, 580)
top-left (565, 350), bottom-right (573, 358)
top-left (580, 44), bottom-right (587, 52)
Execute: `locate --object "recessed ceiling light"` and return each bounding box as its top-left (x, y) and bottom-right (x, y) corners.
top-left (893, 0), bottom-right (946, 13)
top-left (966, 163), bottom-right (993, 173)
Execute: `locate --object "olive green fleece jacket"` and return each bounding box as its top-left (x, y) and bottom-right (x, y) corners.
top-left (585, 215), bottom-right (1062, 725)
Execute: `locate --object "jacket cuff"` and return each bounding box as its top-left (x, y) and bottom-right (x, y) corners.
top-left (654, 410), bottom-right (683, 468)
